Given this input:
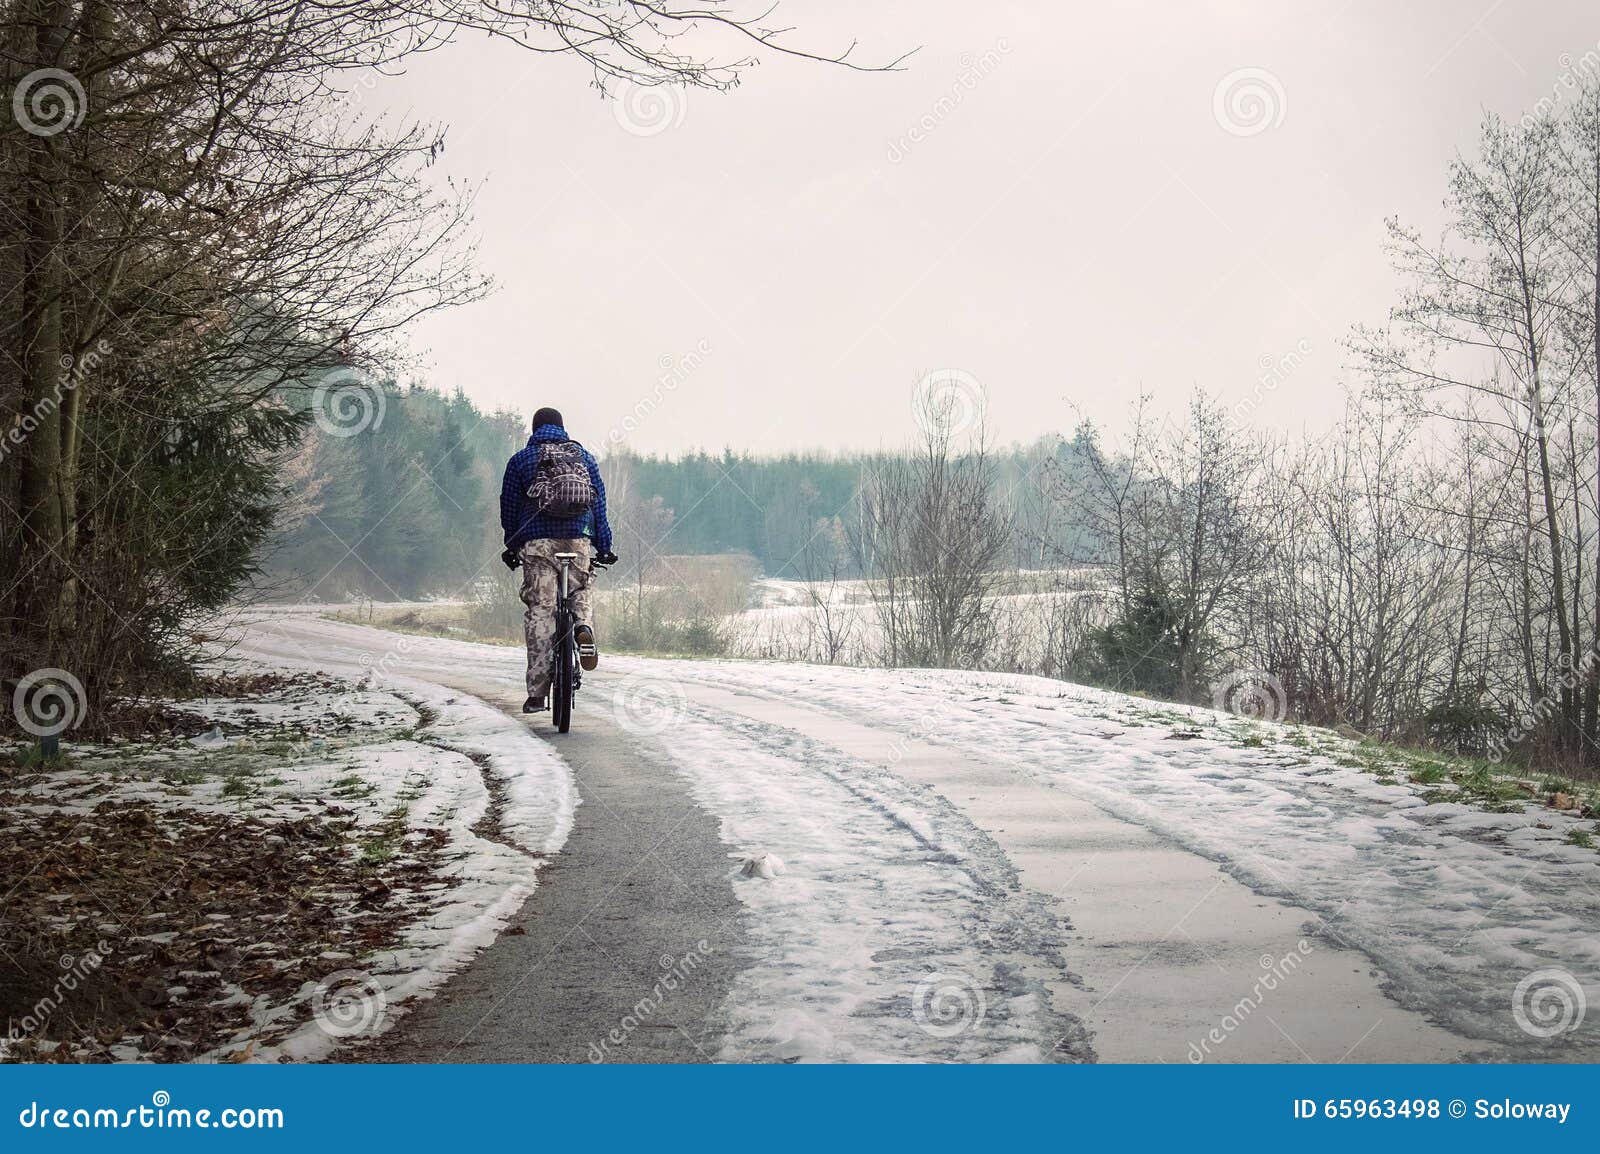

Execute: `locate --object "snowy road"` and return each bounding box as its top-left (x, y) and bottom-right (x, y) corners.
top-left (229, 608), bottom-right (1600, 1063)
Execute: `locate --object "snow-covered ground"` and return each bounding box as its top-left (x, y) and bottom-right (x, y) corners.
top-left (632, 659), bottom-right (1600, 1057)
top-left (224, 609), bottom-right (1600, 1062)
top-left (3, 672), bottom-right (571, 1063)
top-left (649, 695), bottom-right (1086, 1061)
top-left (246, 675), bottom-right (574, 1060)
top-left (731, 571), bottom-right (1103, 667)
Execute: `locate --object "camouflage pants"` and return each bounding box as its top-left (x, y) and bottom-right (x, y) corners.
top-left (519, 538), bottom-right (594, 698)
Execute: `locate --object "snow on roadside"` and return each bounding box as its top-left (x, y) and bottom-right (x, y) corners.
top-left (203, 628), bottom-right (579, 1057)
top-left (256, 676), bottom-right (570, 1061)
top-left (3, 669), bottom-right (573, 1064)
top-left (616, 658), bottom-right (1600, 1057)
top-left (398, 680), bottom-right (574, 858)
top-left (225, 675), bottom-right (575, 1061)
top-left (223, 620), bottom-right (576, 860)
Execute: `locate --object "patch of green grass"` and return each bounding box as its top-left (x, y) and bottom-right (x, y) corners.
top-left (163, 766), bottom-right (206, 786)
top-left (1409, 763), bottom-right (1449, 785)
top-left (16, 744), bottom-right (73, 771)
top-left (331, 769), bottom-right (376, 800)
top-left (358, 835), bottom-right (397, 865)
top-left (1238, 733), bottom-right (1266, 748)
top-left (1357, 749), bottom-right (1410, 775)
top-left (357, 805), bottom-right (411, 866)
top-left (1566, 827), bottom-right (1595, 849)
top-left (221, 775), bottom-right (254, 797)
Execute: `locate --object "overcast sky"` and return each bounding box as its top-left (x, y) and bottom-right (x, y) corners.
top-left (368, 0), bottom-right (1600, 455)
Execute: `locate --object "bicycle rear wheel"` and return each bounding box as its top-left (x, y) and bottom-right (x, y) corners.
top-left (552, 608), bottom-right (574, 733)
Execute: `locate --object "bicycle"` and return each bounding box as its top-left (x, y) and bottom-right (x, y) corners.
top-left (547, 551), bottom-right (607, 733)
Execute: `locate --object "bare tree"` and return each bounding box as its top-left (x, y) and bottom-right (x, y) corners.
top-left (851, 387), bottom-right (1010, 669)
top-left (797, 514), bottom-right (856, 663)
top-left (0, 0), bottom-right (904, 716)
top-left (1133, 394), bottom-right (1274, 699)
top-left (1353, 107), bottom-right (1598, 758)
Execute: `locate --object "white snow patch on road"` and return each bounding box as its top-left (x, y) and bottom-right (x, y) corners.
top-left (602, 690), bottom-right (1085, 1063)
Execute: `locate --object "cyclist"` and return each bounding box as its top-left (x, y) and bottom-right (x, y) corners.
top-left (499, 407), bottom-right (617, 713)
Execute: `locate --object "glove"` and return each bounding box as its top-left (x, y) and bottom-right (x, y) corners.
top-left (595, 549), bottom-right (618, 567)
top-left (501, 548), bottom-right (520, 570)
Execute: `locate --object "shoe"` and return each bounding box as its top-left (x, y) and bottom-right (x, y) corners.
top-left (522, 695), bottom-right (546, 714)
top-left (574, 623), bottom-right (599, 671)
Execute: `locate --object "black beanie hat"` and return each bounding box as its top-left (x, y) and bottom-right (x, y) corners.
top-left (532, 406), bottom-right (564, 429)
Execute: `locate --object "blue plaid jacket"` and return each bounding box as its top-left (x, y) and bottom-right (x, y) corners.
top-left (500, 424), bottom-right (612, 554)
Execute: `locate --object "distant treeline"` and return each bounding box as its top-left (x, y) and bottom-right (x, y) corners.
top-left (265, 385), bottom-right (525, 600)
top-left (265, 384), bottom-right (1097, 598)
top-left (611, 442), bottom-right (1091, 576)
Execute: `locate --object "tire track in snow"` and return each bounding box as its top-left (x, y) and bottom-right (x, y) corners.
top-left (606, 686), bottom-right (1093, 1062)
top-left (650, 659), bottom-right (1600, 1058)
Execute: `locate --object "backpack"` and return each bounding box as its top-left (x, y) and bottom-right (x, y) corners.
top-left (527, 439), bottom-right (595, 518)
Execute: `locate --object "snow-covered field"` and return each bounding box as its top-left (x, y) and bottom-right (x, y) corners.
top-left (729, 572), bottom-right (1102, 667)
